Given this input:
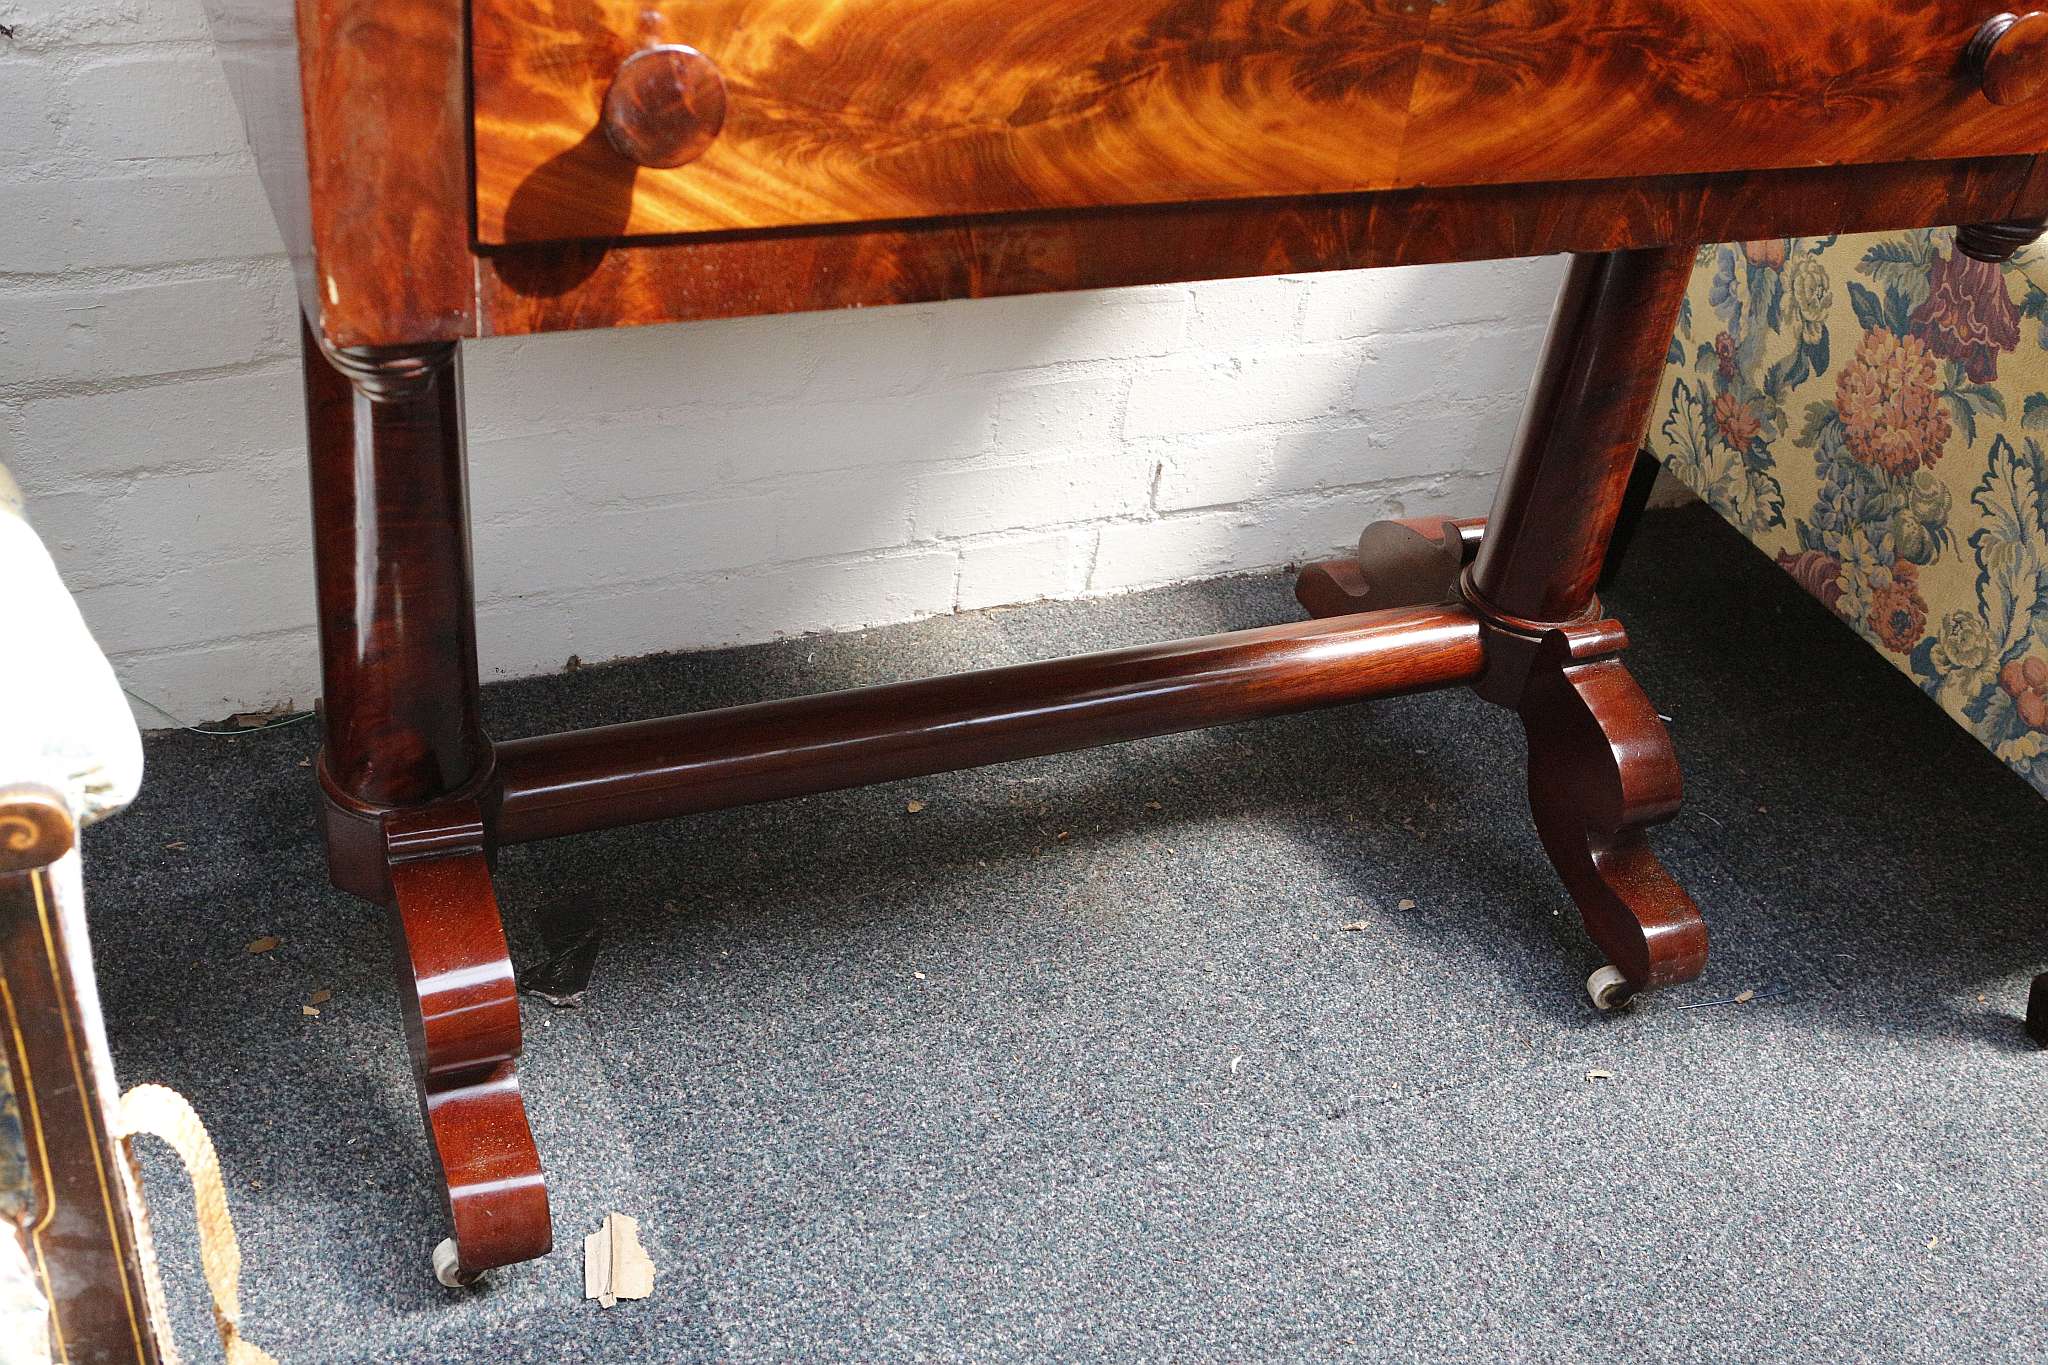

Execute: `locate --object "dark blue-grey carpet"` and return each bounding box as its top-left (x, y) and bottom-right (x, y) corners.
top-left (86, 505), bottom-right (2048, 1363)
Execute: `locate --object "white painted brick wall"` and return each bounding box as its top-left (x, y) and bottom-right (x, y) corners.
top-left (1, 0), bottom-right (1571, 726)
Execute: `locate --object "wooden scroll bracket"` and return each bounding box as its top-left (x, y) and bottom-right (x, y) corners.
top-left (384, 799), bottom-right (552, 1285)
top-left (1296, 246), bottom-right (1708, 1003)
top-left (1296, 523), bottom-right (1707, 1000)
top-left (1467, 600), bottom-right (1706, 997)
top-left (1295, 517), bottom-right (1484, 617)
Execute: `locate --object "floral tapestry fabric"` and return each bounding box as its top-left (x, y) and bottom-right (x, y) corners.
top-left (1645, 229), bottom-right (2048, 797)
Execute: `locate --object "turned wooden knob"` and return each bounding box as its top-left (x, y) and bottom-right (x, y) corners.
top-left (600, 45), bottom-right (727, 169)
top-left (1969, 11), bottom-right (2048, 105)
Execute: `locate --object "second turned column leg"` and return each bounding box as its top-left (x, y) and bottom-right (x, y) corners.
top-left (1298, 247), bottom-right (1705, 1001)
top-left (1465, 248), bottom-right (1694, 623)
top-left (1468, 246), bottom-right (1704, 1002)
top-left (300, 317), bottom-right (552, 1281)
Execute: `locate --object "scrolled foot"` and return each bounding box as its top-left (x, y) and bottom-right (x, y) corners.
top-left (1510, 628), bottom-right (1707, 995)
top-left (1296, 516), bottom-right (1482, 617)
top-left (387, 804), bottom-right (553, 1281)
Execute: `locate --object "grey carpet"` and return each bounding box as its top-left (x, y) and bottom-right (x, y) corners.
top-left (84, 504), bottom-right (2048, 1363)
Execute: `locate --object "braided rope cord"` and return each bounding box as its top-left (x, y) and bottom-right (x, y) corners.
top-left (115, 1084), bottom-right (277, 1365)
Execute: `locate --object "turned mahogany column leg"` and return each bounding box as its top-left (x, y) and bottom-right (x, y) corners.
top-left (1466, 247), bottom-right (1705, 1001)
top-left (301, 317), bottom-right (492, 874)
top-left (1300, 249), bottom-right (1706, 1001)
top-left (300, 316), bottom-right (551, 1280)
top-left (1466, 249), bottom-right (1692, 621)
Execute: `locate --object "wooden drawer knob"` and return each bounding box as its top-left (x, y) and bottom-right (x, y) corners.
top-left (1969, 11), bottom-right (2048, 105)
top-left (600, 45), bottom-right (727, 169)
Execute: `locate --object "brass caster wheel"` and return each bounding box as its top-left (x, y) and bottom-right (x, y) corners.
top-left (1586, 964), bottom-right (1634, 1012)
top-left (433, 1237), bottom-right (480, 1289)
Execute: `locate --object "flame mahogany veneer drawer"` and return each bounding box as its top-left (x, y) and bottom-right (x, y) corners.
top-left (472, 0), bottom-right (2048, 246)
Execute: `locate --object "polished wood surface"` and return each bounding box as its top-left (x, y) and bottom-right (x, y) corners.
top-left (471, 0), bottom-right (1425, 242)
top-left (385, 805), bottom-right (551, 1280)
top-left (2, 864), bottom-right (161, 1364)
top-left (1400, 2), bottom-right (2044, 188)
top-left (1294, 551), bottom-right (1709, 995)
top-left (1972, 10), bottom-right (2048, 106)
top-left (1956, 209), bottom-right (2048, 260)
top-left (496, 605), bottom-right (1487, 843)
top-left (476, 157), bottom-right (2048, 337)
top-left (303, 325), bottom-right (549, 1275)
top-left (1467, 248), bottom-right (1704, 992)
top-left (1295, 245), bottom-right (1704, 996)
top-left (472, 0), bottom-right (2048, 244)
top-left (199, 0), bottom-right (473, 348)
top-left (301, 320), bottom-right (492, 903)
top-left (1294, 517), bottom-right (1483, 619)
top-left (1510, 626), bottom-right (1707, 993)
top-left (1469, 248), bottom-right (1694, 624)
top-left (212, 0), bottom-right (2048, 1279)
top-left (199, 0), bottom-right (2048, 345)
top-left (601, 45), bottom-right (728, 169)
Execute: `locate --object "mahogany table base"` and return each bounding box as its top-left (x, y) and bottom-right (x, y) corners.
top-left (301, 244), bottom-right (1709, 1279)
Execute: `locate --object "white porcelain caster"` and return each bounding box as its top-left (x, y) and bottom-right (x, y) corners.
top-left (432, 1237), bottom-right (478, 1289)
top-left (1586, 964), bottom-right (1634, 1011)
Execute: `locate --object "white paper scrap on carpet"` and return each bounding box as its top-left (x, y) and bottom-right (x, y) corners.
top-left (583, 1213), bottom-right (656, 1308)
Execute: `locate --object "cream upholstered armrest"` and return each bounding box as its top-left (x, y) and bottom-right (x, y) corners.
top-left (0, 473), bottom-right (170, 1364)
top-left (0, 465), bottom-right (143, 859)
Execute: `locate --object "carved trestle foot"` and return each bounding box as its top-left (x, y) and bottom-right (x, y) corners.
top-left (1296, 516), bottom-right (1486, 616)
top-left (385, 801), bottom-right (552, 1283)
top-left (1474, 612), bottom-right (1707, 997)
top-left (1298, 511), bottom-right (1707, 1000)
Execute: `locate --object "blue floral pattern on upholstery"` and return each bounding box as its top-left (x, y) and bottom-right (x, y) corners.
top-left (1647, 229), bottom-right (2048, 796)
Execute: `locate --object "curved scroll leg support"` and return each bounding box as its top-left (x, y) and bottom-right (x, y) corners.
top-left (1296, 516), bottom-right (1483, 617)
top-left (2026, 974), bottom-right (2048, 1047)
top-left (1514, 631), bottom-right (1708, 996)
top-left (387, 806), bottom-right (553, 1283)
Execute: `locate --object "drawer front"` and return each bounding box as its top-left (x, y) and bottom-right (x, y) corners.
top-left (471, 0), bottom-right (2048, 246)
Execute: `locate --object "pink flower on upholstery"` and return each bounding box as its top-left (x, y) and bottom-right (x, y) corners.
top-left (1868, 561), bottom-right (1928, 654)
top-left (1743, 239), bottom-right (1790, 270)
top-left (1713, 331), bottom-right (1737, 379)
top-left (1836, 329), bottom-right (1952, 475)
top-left (1775, 550), bottom-right (1845, 613)
top-left (1713, 391), bottom-right (1763, 451)
top-left (1907, 249), bottom-right (2022, 383)
top-left (2001, 656), bottom-right (2048, 730)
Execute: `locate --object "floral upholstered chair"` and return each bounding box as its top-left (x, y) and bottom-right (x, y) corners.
top-left (1641, 224), bottom-right (2048, 1037)
top-left (1644, 227), bottom-right (2048, 800)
